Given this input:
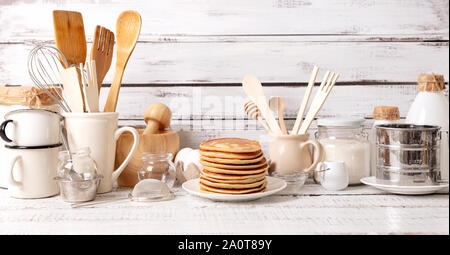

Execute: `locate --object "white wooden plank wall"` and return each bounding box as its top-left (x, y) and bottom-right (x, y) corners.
top-left (0, 0), bottom-right (448, 147)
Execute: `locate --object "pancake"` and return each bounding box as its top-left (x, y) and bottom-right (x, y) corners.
top-left (202, 164), bottom-right (268, 175)
top-left (199, 150), bottom-right (263, 160)
top-left (199, 179), bottom-right (267, 194)
top-left (200, 172), bottom-right (266, 184)
top-left (200, 154), bottom-right (265, 165)
top-left (199, 138), bottom-right (261, 153)
top-left (200, 176), bottom-right (266, 189)
top-left (201, 169), bottom-right (266, 180)
top-left (200, 158), bottom-right (267, 170)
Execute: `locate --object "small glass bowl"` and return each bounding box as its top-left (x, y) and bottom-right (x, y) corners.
top-left (270, 171), bottom-right (309, 193)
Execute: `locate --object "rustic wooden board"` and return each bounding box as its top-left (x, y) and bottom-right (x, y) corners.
top-left (96, 84), bottom-right (422, 120)
top-left (1, 41), bottom-right (448, 85)
top-left (1, 0), bottom-right (448, 40)
top-left (0, 186), bottom-right (448, 235)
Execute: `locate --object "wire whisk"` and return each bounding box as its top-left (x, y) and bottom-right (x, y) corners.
top-left (27, 45), bottom-right (72, 112)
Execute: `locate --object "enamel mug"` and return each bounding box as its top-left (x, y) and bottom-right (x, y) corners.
top-left (269, 134), bottom-right (324, 175)
top-left (6, 143), bottom-right (61, 199)
top-left (314, 160), bottom-right (349, 191)
top-left (63, 112), bottom-right (139, 193)
top-left (0, 109), bottom-right (62, 146)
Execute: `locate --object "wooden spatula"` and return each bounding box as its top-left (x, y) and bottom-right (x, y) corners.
top-left (81, 61), bottom-right (100, 112)
top-left (60, 67), bottom-right (86, 113)
top-left (242, 75), bottom-right (281, 135)
top-left (53, 10), bottom-right (87, 111)
top-left (91, 25), bottom-right (114, 94)
top-left (53, 10), bottom-right (87, 67)
top-left (104, 10), bottom-right (142, 112)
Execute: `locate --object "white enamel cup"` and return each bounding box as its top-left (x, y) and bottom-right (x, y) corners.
top-left (6, 143), bottom-right (61, 199)
top-left (314, 160), bottom-right (349, 191)
top-left (63, 112), bottom-right (139, 193)
top-left (0, 109), bottom-right (62, 146)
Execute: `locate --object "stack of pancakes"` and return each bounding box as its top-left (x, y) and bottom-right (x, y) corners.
top-left (199, 138), bottom-right (268, 194)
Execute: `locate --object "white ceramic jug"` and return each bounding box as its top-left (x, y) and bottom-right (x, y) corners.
top-left (406, 74), bottom-right (449, 182)
top-left (63, 112), bottom-right (139, 193)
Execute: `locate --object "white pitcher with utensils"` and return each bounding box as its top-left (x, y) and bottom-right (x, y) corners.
top-left (63, 112), bottom-right (139, 193)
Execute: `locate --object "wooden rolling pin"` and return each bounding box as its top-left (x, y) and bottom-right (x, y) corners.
top-left (116, 103), bottom-right (179, 187)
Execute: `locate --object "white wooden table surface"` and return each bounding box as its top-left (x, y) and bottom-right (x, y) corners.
top-left (1, 180), bottom-right (448, 235)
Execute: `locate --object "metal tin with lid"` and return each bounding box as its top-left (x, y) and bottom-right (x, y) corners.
top-left (375, 124), bottom-right (441, 186)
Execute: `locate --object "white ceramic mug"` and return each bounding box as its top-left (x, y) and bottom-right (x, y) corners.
top-left (6, 144), bottom-right (61, 199)
top-left (63, 112), bottom-right (139, 193)
top-left (314, 160), bottom-right (349, 191)
top-left (0, 109), bottom-right (62, 146)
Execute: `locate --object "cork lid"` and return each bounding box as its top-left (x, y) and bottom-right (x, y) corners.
top-left (373, 106), bottom-right (400, 120)
top-left (417, 74), bottom-right (446, 92)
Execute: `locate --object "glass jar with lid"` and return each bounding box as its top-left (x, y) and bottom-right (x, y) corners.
top-left (138, 152), bottom-right (176, 188)
top-left (369, 106), bottom-right (401, 176)
top-left (315, 118), bottom-right (370, 185)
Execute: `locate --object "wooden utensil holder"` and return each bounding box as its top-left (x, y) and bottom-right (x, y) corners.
top-left (115, 128), bottom-right (180, 187)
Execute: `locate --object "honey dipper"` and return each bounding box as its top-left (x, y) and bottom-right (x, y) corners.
top-left (244, 100), bottom-right (271, 134)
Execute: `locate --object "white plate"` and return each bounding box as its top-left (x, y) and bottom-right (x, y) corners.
top-left (182, 176), bottom-right (287, 202)
top-left (361, 176), bottom-right (449, 195)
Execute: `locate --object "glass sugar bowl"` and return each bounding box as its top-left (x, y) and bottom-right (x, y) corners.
top-left (315, 118), bottom-right (370, 185)
top-left (55, 147), bottom-right (103, 203)
top-left (57, 147), bottom-right (99, 178)
top-left (138, 153), bottom-right (176, 188)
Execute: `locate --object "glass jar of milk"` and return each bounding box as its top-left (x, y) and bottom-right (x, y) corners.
top-left (315, 118), bottom-right (370, 185)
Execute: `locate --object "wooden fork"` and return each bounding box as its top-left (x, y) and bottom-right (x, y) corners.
top-left (90, 25), bottom-right (115, 94)
top-left (298, 71), bottom-right (340, 135)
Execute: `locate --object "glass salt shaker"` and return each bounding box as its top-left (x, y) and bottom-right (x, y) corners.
top-left (138, 152), bottom-right (176, 188)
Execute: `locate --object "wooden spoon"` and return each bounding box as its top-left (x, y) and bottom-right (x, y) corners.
top-left (91, 25), bottom-right (115, 94)
top-left (104, 10), bottom-right (142, 112)
top-left (242, 75), bottom-right (281, 135)
top-left (269, 97), bottom-right (288, 134)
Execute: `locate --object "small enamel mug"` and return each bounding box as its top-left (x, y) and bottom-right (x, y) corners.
top-left (269, 134), bottom-right (324, 175)
top-left (63, 112), bottom-right (139, 193)
top-left (314, 160), bottom-right (349, 191)
top-left (6, 143), bottom-right (61, 199)
top-left (0, 109), bottom-right (62, 147)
